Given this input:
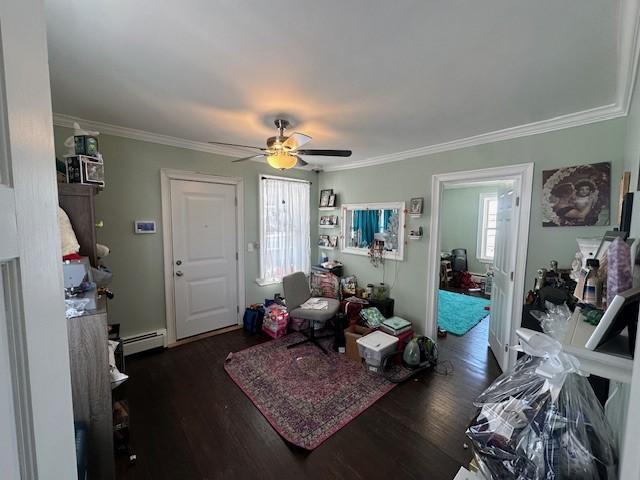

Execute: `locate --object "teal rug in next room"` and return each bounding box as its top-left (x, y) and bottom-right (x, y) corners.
top-left (438, 289), bottom-right (490, 336)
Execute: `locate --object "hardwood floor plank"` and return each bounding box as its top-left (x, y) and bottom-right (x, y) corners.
top-left (116, 318), bottom-right (498, 479)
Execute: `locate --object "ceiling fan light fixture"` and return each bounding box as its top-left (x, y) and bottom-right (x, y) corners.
top-left (266, 151), bottom-right (297, 170)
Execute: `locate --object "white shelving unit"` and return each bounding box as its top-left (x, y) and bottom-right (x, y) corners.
top-left (559, 308), bottom-right (634, 383)
top-left (319, 206), bottom-right (338, 211)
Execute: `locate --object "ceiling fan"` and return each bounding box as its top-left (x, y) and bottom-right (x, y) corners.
top-left (208, 118), bottom-right (352, 170)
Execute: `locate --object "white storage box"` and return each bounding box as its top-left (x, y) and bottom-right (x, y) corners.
top-left (356, 331), bottom-right (399, 371)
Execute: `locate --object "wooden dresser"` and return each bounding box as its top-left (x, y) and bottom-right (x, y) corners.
top-left (67, 296), bottom-right (114, 479)
top-left (59, 182), bottom-right (114, 478)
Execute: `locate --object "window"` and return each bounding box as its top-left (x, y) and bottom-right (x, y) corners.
top-left (259, 176), bottom-right (310, 284)
top-left (477, 192), bottom-right (498, 262)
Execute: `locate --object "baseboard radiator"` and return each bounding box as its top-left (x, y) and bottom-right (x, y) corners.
top-left (121, 329), bottom-right (167, 356)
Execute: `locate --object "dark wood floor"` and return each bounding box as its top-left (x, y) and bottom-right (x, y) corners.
top-left (116, 318), bottom-right (499, 480)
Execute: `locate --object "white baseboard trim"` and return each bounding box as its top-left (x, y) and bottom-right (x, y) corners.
top-left (121, 328), bottom-right (167, 355)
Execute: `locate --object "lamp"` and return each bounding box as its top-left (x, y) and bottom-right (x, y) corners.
top-left (266, 151), bottom-right (297, 170)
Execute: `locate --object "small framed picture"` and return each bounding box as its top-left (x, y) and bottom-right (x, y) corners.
top-left (318, 235), bottom-right (330, 247)
top-left (319, 189), bottom-right (333, 207)
top-left (329, 235), bottom-right (339, 248)
top-left (134, 220), bottom-right (156, 234)
top-left (409, 197), bottom-right (423, 215)
top-left (328, 194), bottom-right (337, 207)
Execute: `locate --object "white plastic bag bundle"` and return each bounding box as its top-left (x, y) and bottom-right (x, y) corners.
top-left (466, 329), bottom-right (617, 479)
top-left (530, 301), bottom-right (572, 340)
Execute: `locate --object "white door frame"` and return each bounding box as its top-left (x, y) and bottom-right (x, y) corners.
top-left (0, 0), bottom-right (77, 475)
top-left (424, 163), bottom-right (533, 370)
top-left (161, 169), bottom-right (245, 345)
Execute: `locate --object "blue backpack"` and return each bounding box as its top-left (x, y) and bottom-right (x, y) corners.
top-left (242, 305), bottom-right (265, 334)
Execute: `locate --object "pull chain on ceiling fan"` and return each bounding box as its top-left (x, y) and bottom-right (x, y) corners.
top-left (208, 118), bottom-right (352, 170)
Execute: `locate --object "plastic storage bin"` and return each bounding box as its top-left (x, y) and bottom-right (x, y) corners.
top-left (356, 331), bottom-right (399, 372)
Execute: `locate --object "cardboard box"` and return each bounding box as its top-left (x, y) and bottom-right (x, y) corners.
top-left (344, 325), bottom-right (372, 362)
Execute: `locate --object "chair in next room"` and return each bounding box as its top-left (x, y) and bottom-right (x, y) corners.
top-left (451, 248), bottom-right (468, 272)
top-left (282, 271), bottom-right (340, 353)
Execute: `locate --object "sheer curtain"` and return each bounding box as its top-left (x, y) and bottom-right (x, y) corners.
top-left (260, 176), bottom-right (310, 283)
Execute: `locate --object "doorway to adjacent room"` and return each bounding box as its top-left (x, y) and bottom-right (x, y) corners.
top-left (425, 164), bottom-right (533, 372)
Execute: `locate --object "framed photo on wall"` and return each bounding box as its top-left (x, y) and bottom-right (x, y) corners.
top-left (409, 197), bottom-right (423, 215)
top-left (542, 162), bottom-right (610, 227)
top-left (328, 194), bottom-right (337, 207)
top-left (319, 189), bottom-right (333, 207)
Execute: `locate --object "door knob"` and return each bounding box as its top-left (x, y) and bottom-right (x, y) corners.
top-left (176, 271), bottom-right (184, 277)
top-left (176, 260), bottom-right (182, 265)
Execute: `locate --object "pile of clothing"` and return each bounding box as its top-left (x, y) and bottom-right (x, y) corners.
top-left (466, 329), bottom-right (617, 479)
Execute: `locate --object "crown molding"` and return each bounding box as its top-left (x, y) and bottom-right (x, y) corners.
top-left (52, 113), bottom-right (246, 158)
top-left (323, 103), bottom-right (625, 172)
top-left (53, 0), bottom-right (640, 173)
top-left (618, 0), bottom-right (640, 114)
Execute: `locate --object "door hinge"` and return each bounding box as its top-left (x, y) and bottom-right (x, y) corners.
top-left (505, 344), bottom-right (509, 352)
top-left (236, 252), bottom-right (239, 261)
top-left (235, 196), bottom-right (238, 206)
top-left (510, 271), bottom-right (514, 281)
top-left (237, 305), bottom-right (240, 314)
top-left (515, 196), bottom-right (520, 207)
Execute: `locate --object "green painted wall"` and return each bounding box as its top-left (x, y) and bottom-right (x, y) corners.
top-left (55, 117), bottom-right (626, 338)
top-left (441, 185), bottom-right (498, 274)
top-left (54, 126), bottom-right (318, 337)
top-left (319, 119), bottom-right (626, 331)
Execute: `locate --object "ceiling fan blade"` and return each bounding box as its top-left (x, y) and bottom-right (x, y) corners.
top-left (283, 132), bottom-right (312, 151)
top-left (296, 149), bottom-right (352, 157)
top-left (208, 140), bottom-right (266, 150)
top-left (232, 154), bottom-right (265, 163)
top-left (294, 155), bottom-right (308, 167)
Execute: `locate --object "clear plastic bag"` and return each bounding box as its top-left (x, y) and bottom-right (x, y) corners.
top-left (530, 301), bottom-right (572, 341)
top-left (466, 331), bottom-right (617, 479)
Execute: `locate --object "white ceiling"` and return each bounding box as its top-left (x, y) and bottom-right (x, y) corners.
top-left (45, 0), bottom-right (631, 169)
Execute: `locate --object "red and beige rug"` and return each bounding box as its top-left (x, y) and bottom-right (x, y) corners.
top-left (224, 333), bottom-right (396, 450)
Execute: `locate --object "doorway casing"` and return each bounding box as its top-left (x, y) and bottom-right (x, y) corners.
top-left (161, 169), bottom-right (245, 345)
top-left (424, 163), bottom-right (533, 370)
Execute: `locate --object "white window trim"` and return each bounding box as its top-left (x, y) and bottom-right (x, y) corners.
top-left (257, 174), bottom-right (311, 284)
top-left (477, 192), bottom-right (497, 263)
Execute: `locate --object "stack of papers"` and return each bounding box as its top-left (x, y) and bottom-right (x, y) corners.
top-left (300, 298), bottom-right (329, 310)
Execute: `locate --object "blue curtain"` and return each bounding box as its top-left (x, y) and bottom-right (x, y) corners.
top-left (354, 210), bottom-right (380, 247)
top-left (383, 210), bottom-right (392, 231)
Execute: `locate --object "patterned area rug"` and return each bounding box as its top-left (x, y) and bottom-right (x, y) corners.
top-left (438, 289), bottom-right (490, 336)
top-left (224, 333), bottom-right (396, 450)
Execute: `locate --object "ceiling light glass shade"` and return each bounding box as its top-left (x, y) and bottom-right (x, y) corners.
top-left (266, 152), bottom-right (297, 170)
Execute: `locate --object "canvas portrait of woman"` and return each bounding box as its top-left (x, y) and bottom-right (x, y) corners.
top-left (542, 162), bottom-right (610, 227)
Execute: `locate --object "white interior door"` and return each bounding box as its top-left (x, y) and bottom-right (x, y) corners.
top-left (171, 179), bottom-right (239, 339)
top-left (488, 182), bottom-right (519, 371)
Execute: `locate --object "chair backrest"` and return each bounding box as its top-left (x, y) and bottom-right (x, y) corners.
top-left (451, 248), bottom-right (468, 272)
top-left (282, 272), bottom-right (311, 311)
